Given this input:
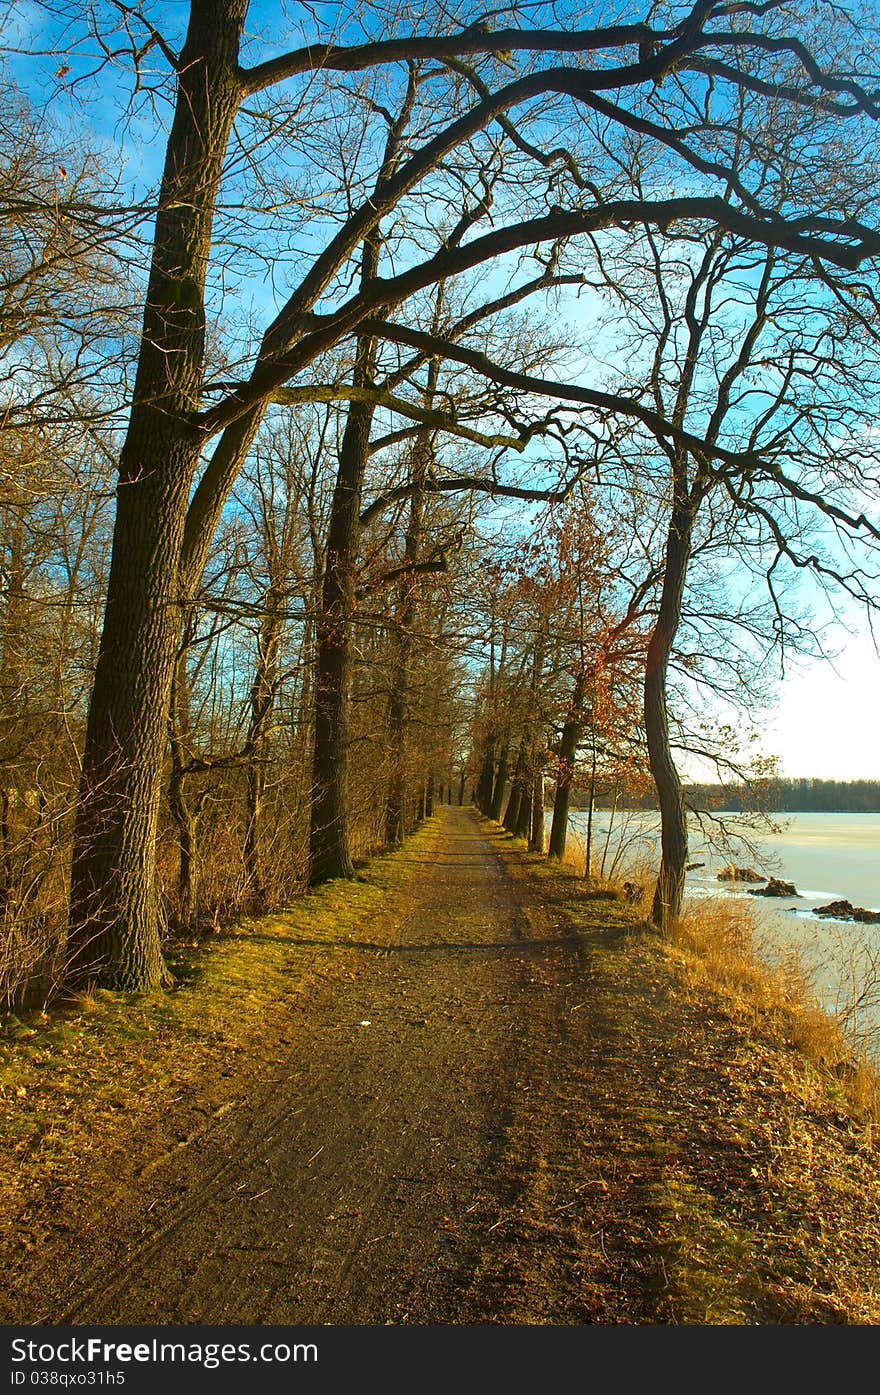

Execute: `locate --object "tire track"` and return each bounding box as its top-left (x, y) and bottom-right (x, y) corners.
top-left (29, 809), bottom-right (534, 1325)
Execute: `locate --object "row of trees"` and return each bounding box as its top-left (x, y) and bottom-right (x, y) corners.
top-left (685, 781), bottom-right (880, 813)
top-left (3, 0), bottom-right (880, 1001)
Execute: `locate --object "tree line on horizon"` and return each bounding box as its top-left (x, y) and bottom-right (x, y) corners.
top-left (3, 0), bottom-right (880, 1007)
top-left (684, 780), bottom-right (880, 814)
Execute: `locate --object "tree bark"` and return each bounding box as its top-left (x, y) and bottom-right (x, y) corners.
top-left (307, 64), bottom-right (420, 882)
top-left (528, 769), bottom-right (546, 853)
top-left (503, 744), bottom-right (526, 832)
top-left (488, 741), bottom-right (509, 821)
top-left (244, 584), bottom-right (285, 902)
top-left (384, 418), bottom-right (432, 848)
top-left (584, 723), bottom-right (597, 882)
top-left (66, 1), bottom-right (247, 989)
top-left (476, 735), bottom-right (496, 814)
top-left (548, 670), bottom-right (584, 859)
top-left (309, 335), bottom-right (377, 883)
top-left (515, 764), bottom-right (532, 839)
top-left (646, 497), bottom-right (694, 931)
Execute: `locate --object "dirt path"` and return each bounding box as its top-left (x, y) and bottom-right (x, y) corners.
top-left (6, 806), bottom-right (880, 1324)
top-left (12, 808), bottom-right (549, 1323)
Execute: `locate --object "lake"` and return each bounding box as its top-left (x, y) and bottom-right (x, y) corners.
top-left (560, 808), bottom-right (880, 1056)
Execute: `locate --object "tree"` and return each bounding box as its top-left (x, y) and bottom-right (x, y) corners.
top-left (19, 0), bottom-right (880, 989)
top-left (583, 180), bottom-right (880, 926)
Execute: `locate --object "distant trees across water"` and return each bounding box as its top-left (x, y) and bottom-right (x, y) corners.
top-left (687, 781), bottom-right (880, 814)
top-left (568, 780), bottom-right (880, 814)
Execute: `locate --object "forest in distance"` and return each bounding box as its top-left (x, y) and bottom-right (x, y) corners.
top-left (3, 0), bottom-right (880, 1010)
top-left (688, 780), bottom-right (880, 814)
top-left (574, 780), bottom-right (880, 813)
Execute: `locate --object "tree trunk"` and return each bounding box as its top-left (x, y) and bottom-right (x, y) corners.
top-left (168, 765), bottom-right (198, 931)
top-left (67, 455), bottom-right (196, 989)
top-left (489, 742), bottom-right (509, 821)
top-left (309, 100), bottom-right (415, 880)
top-left (384, 420), bottom-right (432, 848)
top-left (548, 671), bottom-right (585, 859)
top-left (584, 724), bottom-right (597, 882)
top-left (646, 499), bottom-right (694, 931)
top-left (65, 1), bottom-right (248, 990)
top-left (515, 764), bottom-right (532, 839)
top-left (309, 346), bottom-right (376, 883)
top-left (528, 769), bottom-right (546, 853)
top-left (503, 745), bottom-right (526, 832)
top-left (476, 736), bottom-right (496, 814)
top-left (244, 584), bottom-right (285, 902)
top-left (385, 663), bottom-right (408, 847)
top-left (309, 319), bottom-right (379, 876)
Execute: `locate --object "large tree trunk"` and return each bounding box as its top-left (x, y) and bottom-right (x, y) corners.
top-left (548, 671), bottom-right (584, 859)
top-left (503, 745), bottom-right (526, 832)
top-left (65, 1), bottom-right (247, 990)
top-left (308, 88), bottom-right (416, 881)
top-left (646, 499), bottom-right (695, 932)
top-left (384, 424), bottom-right (432, 848)
top-left (515, 764), bottom-right (532, 839)
top-left (68, 448), bottom-right (199, 989)
top-left (385, 658), bottom-right (408, 847)
top-left (309, 333), bottom-right (377, 884)
top-left (476, 736), bottom-right (496, 814)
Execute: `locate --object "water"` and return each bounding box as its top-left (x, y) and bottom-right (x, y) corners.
top-left (562, 808), bottom-right (880, 1056)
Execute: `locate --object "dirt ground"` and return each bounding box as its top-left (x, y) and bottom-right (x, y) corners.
top-left (4, 806), bottom-right (880, 1325)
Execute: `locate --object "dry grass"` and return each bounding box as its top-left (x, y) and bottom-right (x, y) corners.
top-left (530, 823), bottom-right (880, 1127)
top-left (483, 827), bottom-right (880, 1323)
top-left (669, 895), bottom-right (880, 1126)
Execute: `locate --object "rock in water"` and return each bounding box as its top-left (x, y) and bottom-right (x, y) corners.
top-left (717, 864), bottom-right (764, 883)
top-left (815, 899), bottom-right (880, 924)
top-left (749, 878), bottom-right (799, 898)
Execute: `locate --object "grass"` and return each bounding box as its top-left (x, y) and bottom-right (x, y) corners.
top-left (486, 818), bottom-right (880, 1322)
top-left (0, 816), bottom-right (442, 1250)
top-left (669, 894), bottom-right (880, 1127)
top-left (549, 821), bottom-right (880, 1126)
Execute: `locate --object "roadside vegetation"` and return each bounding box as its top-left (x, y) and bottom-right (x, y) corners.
top-left (486, 819), bottom-right (880, 1323)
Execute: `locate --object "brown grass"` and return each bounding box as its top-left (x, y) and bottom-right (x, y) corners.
top-left (537, 822), bottom-right (880, 1127)
top-left (669, 895), bottom-right (880, 1126)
